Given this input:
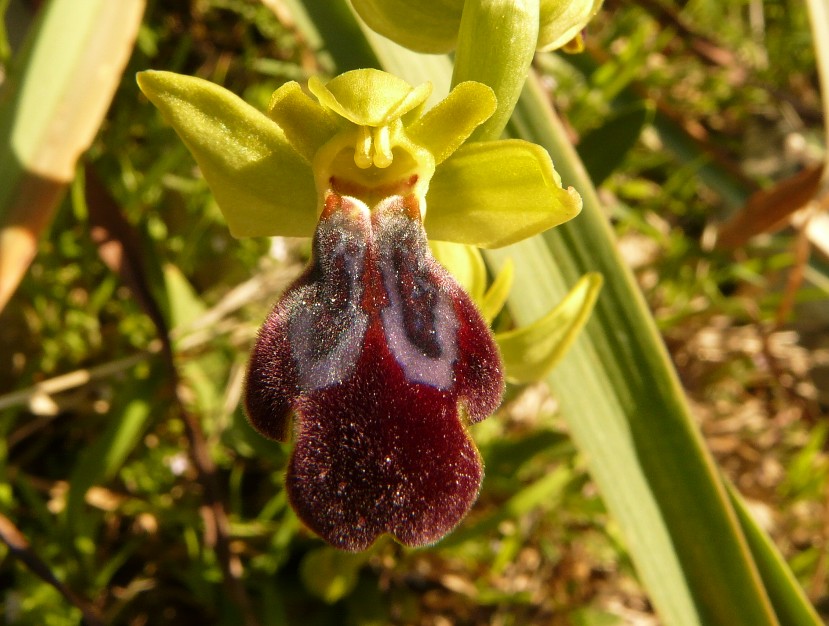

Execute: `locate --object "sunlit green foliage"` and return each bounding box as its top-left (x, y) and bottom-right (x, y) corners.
top-left (1, 0), bottom-right (826, 624)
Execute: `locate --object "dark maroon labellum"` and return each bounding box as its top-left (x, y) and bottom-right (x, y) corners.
top-left (245, 189), bottom-right (504, 551)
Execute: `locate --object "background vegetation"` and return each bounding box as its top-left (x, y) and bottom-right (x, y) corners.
top-left (1, 0), bottom-right (827, 624)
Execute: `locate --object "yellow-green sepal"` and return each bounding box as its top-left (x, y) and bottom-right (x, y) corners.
top-left (497, 273), bottom-right (603, 383)
top-left (351, 0), bottom-right (465, 54)
top-left (425, 139), bottom-right (582, 248)
top-left (308, 69), bottom-right (431, 127)
top-left (407, 82), bottom-right (497, 165)
top-left (136, 70), bottom-right (317, 238)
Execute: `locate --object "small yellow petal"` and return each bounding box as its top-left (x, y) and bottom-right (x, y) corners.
top-left (498, 273), bottom-right (602, 383)
top-left (267, 81), bottom-right (343, 163)
top-left (406, 82), bottom-right (497, 165)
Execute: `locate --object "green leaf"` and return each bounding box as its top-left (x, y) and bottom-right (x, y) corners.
top-left (1, 0), bottom-right (144, 188)
top-left (443, 465), bottom-right (572, 546)
top-left (577, 103), bottom-right (653, 186)
top-left (163, 263), bottom-right (206, 331)
top-left (0, 0), bottom-right (143, 312)
top-left (425, 139), bottom-right (582, 248)
top-left (727, 484), bottom-right (824, 626)
top-left (299, 547), bottom-right (371, 603)
top-left (497, 272), bottom-right (602, 383)
top-left (66, 395), bottom-right (152, 529)
top-left (481, 428), bottom-right (572, 481)
top-left (136, 70), bottom-right (317, 238)
top-left (488, 74), bottom-right (781, 625)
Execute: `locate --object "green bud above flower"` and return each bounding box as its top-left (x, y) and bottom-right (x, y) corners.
top-left (353, 0), bottom-right (604, 139)
top-left (352, 0), bottom-right (603, 54)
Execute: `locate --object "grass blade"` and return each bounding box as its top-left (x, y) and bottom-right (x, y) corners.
top-left (727, 484), bottom-right (824, 626)
top-left (0, 0), bottom-right (144, 311)
top-left (487, 73), bottom-right (796, 625)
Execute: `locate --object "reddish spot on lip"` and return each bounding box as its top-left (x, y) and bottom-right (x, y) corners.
top-left (329, 174), bottom-right (419, 201)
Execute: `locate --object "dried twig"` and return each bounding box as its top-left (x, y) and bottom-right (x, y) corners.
top-left (0, 348), bottom-right (158, 412)
top-left (0, 513), bottom-right (105, 626)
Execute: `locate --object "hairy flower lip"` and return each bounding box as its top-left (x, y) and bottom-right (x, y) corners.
top-left (246, 191), bottom-right (504, 550)
top-left (286, 322), bottom-right (485, 551)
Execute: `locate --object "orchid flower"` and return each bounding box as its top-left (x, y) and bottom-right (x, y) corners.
top-left (137, 68), bottom-right (581, 551)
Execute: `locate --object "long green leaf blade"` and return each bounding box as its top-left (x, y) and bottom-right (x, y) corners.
top-left (0, 0), bottom-right (144, 311)
top-left (727, 484), bottom-right (823, 626)
top-left (490, 73), bottom-right (779, 626)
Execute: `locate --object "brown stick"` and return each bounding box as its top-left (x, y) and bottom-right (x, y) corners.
top-left (0, 513), bottom-right (105, 626)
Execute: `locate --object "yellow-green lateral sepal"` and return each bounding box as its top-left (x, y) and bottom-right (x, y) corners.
top-left (351, 0), bottom-right (464, 54)
top-left (424, 140), bottom-right (582, 248)
top-left (537, 0), bottom-right (603, 51)
top-left (407, 82), bottom-right (496, 165)
top-left (308, 69), bottom-right (431, 127)
top-left (268, 81), bottom-right (344, 164)
top-left (497, 273), bottom-right (602, 383)
top-left (136, 70), bottom-right (316, 238)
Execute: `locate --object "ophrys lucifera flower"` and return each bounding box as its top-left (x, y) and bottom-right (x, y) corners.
top-left (137, 68), bottom-right (581, 550)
